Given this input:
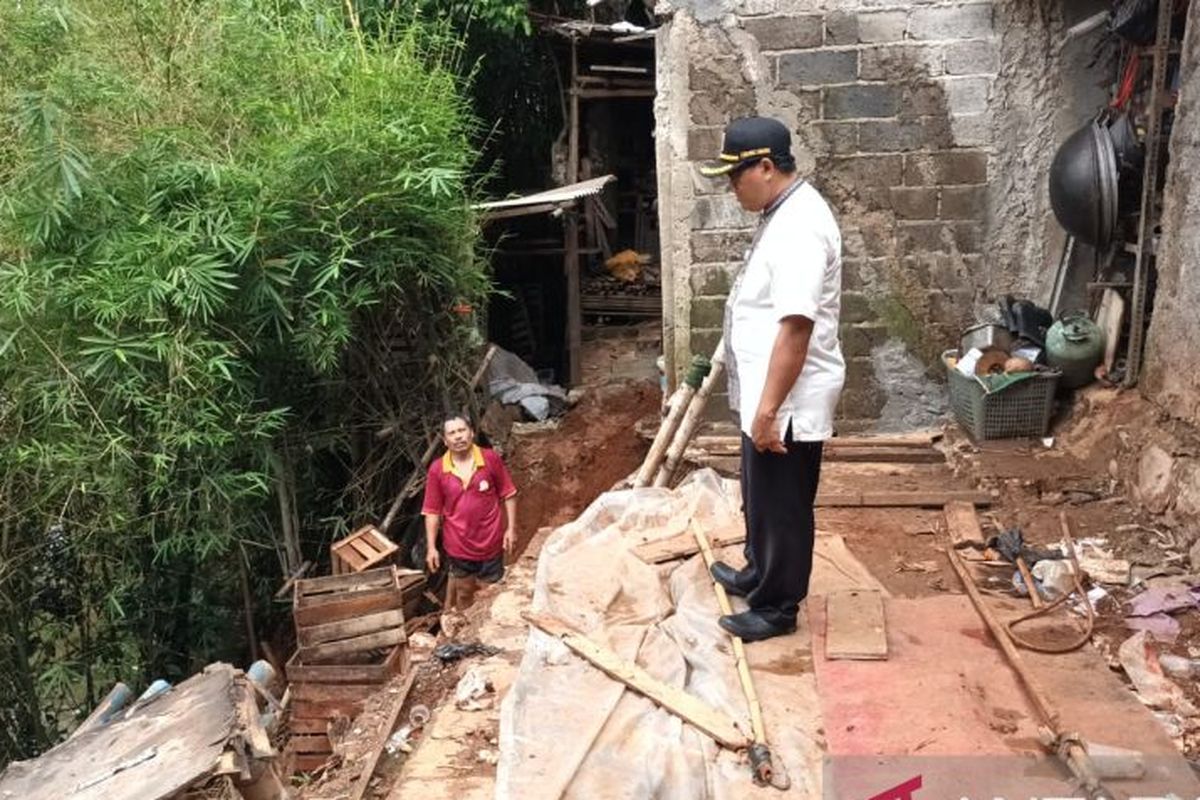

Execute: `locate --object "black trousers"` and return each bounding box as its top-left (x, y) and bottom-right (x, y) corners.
top-left (739, 426), bottom-right (824, 626)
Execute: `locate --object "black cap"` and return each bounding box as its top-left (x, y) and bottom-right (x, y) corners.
top-left (700, 116), bottom-right (793, 177)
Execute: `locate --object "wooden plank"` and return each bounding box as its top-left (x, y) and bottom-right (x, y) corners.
top-left (634, 528), bottom-right (746, 564)
top-left (298, 609), bottom-right (406, 647)
top-left (943, 500), bottom-right (986, 547)
top-left (292, 697), bottom-right (369, 720)
top-left (348, 670), bottom-right (419, 800)
top-left (296, 568), bottom-right (395, 597)
top-left (815, 490), bottom-right (991, 508)
top-left (1096, 288), bottom-right (1125, 373)
top-left (299, 628), bottom-right (405, 663)
top-left (524, 612), bottom-right (748, 749)
top-left (348, 537), bottom-right (377, 559)
top-left (285, 645), bottom-right (404, 685)
top-left (290, 683), bottom-right (379, 704)
top-left (289, 718), bottom-right (333, 735)
top-left (686, 447), bottom-right (943, 464)
top-left (292, 753), bottom-right (334, 773)
top-left (288, 733), bottom-right (333, 755)
top-left (690, 432), bottom-right (940, 451)
top-left (293, 589), bottom-right (402, 628)
top-left (825, 590), bottom-right (888, 661)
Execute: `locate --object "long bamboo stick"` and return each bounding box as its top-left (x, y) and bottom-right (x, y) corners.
top-left (690, 521), bottom-right (773, 784)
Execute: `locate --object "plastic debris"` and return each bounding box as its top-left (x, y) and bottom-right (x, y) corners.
top-left (477, 748), bottom-right (500, 765)
top-left (1124, 613), bottom-right (1181, 642)
top-left (1031, 559), bottom-right (1077, 597)
top-left (1073, 538), bottom-right (1132, 585)
top-left (1117, 632), bottom-right (1198, 715)
top-left (1125, 585), bottom-right (1200, 617)
top-left (434, 641), bottom-right (501, 663)
top-left (1158, 654), bottom-right (1200, 680)
top-left (454, 666), bottom-right (495, 711)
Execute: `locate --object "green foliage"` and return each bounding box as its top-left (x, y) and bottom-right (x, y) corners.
top-left (0, 0), bottom-right (488, 763)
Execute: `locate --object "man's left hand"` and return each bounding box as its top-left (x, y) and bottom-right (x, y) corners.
top-left (503, 528), bottom-right (516, 555)
top-left (751, 410), bottom-right (787, 454)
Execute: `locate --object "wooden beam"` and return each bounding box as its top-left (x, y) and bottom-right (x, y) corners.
top-left (942, 500), bottom-right (986, 547)
top-left (524, 612), bottom-right (748, 749)
top-left (347, 670), bottom-right (418, 800)
top-left (816, 490), bottom-right (991, 508)
top-left (634, 527), bottom-right (745, 564)
top-left (565, 39), bottom-right (582, 387)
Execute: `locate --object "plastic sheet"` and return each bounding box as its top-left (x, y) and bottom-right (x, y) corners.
top-left (497, 469), bottom-right (880, 799)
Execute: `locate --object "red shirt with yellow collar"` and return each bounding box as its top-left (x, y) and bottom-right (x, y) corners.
top-left (421, 445), bottom-right (517, 561)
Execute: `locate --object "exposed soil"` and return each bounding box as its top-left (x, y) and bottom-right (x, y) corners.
top-left (506, 379), bottom-right (659, 554)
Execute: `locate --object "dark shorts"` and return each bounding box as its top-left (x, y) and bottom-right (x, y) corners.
top-left (447, 554), bottom-right (505, 583)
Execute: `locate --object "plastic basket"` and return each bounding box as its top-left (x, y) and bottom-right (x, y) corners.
top-left (943, 350), bottom-right (1059, 441)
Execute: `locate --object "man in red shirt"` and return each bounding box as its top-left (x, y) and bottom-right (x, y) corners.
top-left (421, 414), bottom-right (518, 610)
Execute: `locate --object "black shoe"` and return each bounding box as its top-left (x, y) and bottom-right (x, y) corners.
top-left (710, 561), bottom-right (755, 598)
top-left (718, 610), bottom-right (797, 643)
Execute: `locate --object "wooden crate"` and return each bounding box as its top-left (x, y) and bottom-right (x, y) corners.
top-left (293, 568), bottom-right (407, 663)
top-left (284, 644), bottom-right (408, 773)
top-left (330, 525), bottom-right (399, 574)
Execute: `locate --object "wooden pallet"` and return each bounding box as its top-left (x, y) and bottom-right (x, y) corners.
top-left (331, 525), bottom-right (399, 574)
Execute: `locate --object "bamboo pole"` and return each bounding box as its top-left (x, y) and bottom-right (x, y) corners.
top-left (945, 542), bottom-right (1106, 796)
top-left (654, 346), bottom-right (725, 488)
top-left (633, 354), bottom-right (712, 488)
top-left (690, 521), bottom-right (773, 784)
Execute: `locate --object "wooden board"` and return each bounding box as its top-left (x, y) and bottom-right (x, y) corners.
top-left (634, 527), bottom-right (745, 564)
top-left (297, 609), bottom-right (406, 648)
top-left (824, 590), bottom-right (888, 660)
top-left (1096, 288), bottom-right (1125, 373)
top-left (285, 644), bottom-right (406, 685)
top-left (298, 628), bottom-right (405, 664)
top-left (942, 500), bottom-right (986, 547)
top-left (690, 432), bottom-right (940, 451)
top-left (293, 588), bottom-right (403, 628)
top-left (686, 445), bottom-right (943, 463)
top-left (348, 669), bottom-right (419, 800)
top-left (817, 490), bottom-right (991, 508)
top-left (296, 567), bottom-right (396, 597)
top-left (524, 612), bottom-right (748, 749)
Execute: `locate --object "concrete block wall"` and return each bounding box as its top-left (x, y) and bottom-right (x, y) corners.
top-left (655, 0), bottom-right (1087, 430)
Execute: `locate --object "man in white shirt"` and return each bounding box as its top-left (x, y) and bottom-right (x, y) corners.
top-left (700, 117), bottom-right (845, 642)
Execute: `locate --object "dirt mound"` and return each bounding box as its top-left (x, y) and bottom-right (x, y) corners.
top-left (507, 380), bottom-right (658, 553)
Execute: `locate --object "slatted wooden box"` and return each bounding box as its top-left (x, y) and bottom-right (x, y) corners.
top-left (330, 525), bottom-right (399, 574)
top-left (287, 567), bottom-right (409, 772)
top-left (285, 645), bottom-right (408, 772)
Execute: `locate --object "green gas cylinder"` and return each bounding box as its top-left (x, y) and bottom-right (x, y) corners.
top-left (1046, 313), bottom-right (1105, 389)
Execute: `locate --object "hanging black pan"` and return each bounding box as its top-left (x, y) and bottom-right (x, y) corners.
top-left (1048, 120), bottom-right (1119, 248)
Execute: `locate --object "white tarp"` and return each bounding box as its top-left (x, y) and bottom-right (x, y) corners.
top-left (497, 470), bottom-right (886, 799)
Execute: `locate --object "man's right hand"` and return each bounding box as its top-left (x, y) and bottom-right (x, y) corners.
top-left (426, 548), bottom-right (440, 573)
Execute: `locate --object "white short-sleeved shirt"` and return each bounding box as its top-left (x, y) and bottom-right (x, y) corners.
top-left (726, 181), bottom-right (845, 441)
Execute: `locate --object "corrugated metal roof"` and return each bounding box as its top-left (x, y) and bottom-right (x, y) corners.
top-left (475, 175), bottom-right (616, 216)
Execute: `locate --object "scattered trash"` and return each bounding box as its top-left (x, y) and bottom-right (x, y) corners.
top-left (1124, 613), bottom-right (1181, 642)
top-left (434, 641), bottom-right (501, 663)
top-left (1011, 570), bottom-right (1051, 601)
top-left (1041, 437), bottom-right (1055, 448)
top-left (385, 704), bottom-right (432, 756)
top-left (1073, 586), bottom-right (1109, 616)
top-left (409, 704), bottom-right (431, 726)
top-left (408, 632), bottom-right (437, 652)
top-left (1073, 538), bottom-right (1132, 585)
top-left (1031, 559), bottom-right (1077, 598)
top-left (894, 558), bottom-right (938, 573)
top-left (1125, 585), bottom-right (1200, 617)
top-left (1117, 632), bottom-right (1198, 715)
top-left (454, 666), bottom-right (495, 711)
top-left (476, 748), bottom-right (500, 765)
top-left (440, 611), bottom-right (469, 640)
top-left (1158, 653), bottom-right (1200, 680)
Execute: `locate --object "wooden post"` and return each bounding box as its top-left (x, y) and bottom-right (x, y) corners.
top-left (565, 37), bottom-right (582, 387)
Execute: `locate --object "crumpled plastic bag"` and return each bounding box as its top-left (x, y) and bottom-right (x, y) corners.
top-left (455, 666), bottom-right (495, 711)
